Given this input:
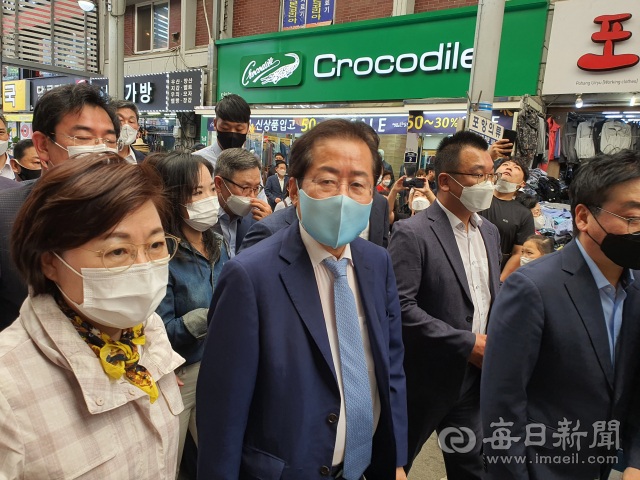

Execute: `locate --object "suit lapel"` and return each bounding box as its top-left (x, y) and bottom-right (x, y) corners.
top-left (563, 245), bottom-right (614, 390)
top-left (614, 280), bottom-right (640, 404)
top-left (279, 222), bottom-right (338, 387)
top-left (479, 223), bottom-right (500, 305)
top-left (429, 204), bottom-right (472, 304)
top-left (351, 241), bottom-right (389, 391)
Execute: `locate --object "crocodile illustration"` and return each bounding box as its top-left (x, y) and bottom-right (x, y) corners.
top-left (260, 53), bottom-right (300, 85)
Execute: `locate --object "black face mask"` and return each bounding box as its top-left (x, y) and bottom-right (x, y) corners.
top-left (16, 163), bottom-right (41, 181)
top-left (589, 216), bottom-right (640, 270)
top-left (217, 131), bottom-right (247, 150)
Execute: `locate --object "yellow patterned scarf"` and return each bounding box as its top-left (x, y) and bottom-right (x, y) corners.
top-left (57, 295), bottom-right (159, 403)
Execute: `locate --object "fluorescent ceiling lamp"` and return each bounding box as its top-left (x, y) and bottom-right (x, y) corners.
top-left (602, 111), bottom-right (620, 114)
top-left (77, 0), bottom-right (95, 12)
top-left (605, 115), bottom-right (623, 118)
top-left (631, 94), bottom-right (637, 107)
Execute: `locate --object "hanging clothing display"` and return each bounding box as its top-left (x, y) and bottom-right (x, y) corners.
top-left (593, 120), bottom-right (605, 154)
top-left (516, 105), bottom-right (540, 160)
top-left (547, 118), bottom-right (561, 161)
top-left (600, 120), bottom-right (632, 154)
top-left (575, 119), bottom-right (596, 159)
top-left (560, 120), bottom-right (578, 165)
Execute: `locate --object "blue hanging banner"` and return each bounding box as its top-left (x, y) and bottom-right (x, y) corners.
top-left (283, 0), bottom-right (308, 30)
top-left (306, 0), bottom-right (334, 27)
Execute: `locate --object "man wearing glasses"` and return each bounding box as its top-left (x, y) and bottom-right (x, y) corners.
top-left (213, 148), bottom-right (272, 258)
top-left (0, 83), bottom-right (120, 332)
top-left (198, 120), bottom-right (408, 480)
top-left (389, 131), bottom-right (502, 478)
top-left (482, 150), bottom-right (640, 480)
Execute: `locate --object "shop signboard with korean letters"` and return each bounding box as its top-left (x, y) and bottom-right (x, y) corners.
top-left (543, 0), bottom-right (640, 95)
top-left (217, 0), bottom-right (547, 103)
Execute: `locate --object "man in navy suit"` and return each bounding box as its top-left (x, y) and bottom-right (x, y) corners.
top-left (212, 148), bottom-right (272, 258)
top-left (265, 159), bottom-right (289, 211)
top-left (389, 131), bottom-right (502, 478)
top-left (482, 150), bottom-right (640, 480)
top-left (197, 119), bottom-right (408, 480)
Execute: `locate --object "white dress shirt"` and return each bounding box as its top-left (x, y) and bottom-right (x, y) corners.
top-left (575, 118), bottom-right (596, 159)
top-left (437, 200), bottom-right (491, 334)
top-left (358, 220), bottom-right (371, 242)
top-left (278, 175), bottom-right (285, 191)
top-left (122, 147), bottom-right (137, 165)
top-left (0, 154), bottom-right (14, 179)
top-left (299, 225), bottom-right (380, 466)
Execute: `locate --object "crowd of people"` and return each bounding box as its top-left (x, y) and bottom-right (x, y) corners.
top-left (0, 83), bottom-right (639, 480)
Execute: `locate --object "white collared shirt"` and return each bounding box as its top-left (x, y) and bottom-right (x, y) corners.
top-left (278, 175), bottom-right (285, 191)
top-left (0, 154), bottom-right (14, 179)
top-left (122, 147), bottom-right (137, 165)
top-left (437, 200), bottom-right (491, 335)
top-left (299, 225), bottom-right (380, 466)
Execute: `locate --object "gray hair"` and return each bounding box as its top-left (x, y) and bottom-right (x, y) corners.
top-left (214, 148), bottom-right (261, 179)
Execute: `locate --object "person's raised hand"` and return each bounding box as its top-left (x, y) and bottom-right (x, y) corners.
top-left (250, 199), bottom-right (272, 221)
top-left (489, 139), bottom-right (513, 160)
top-left (390, 175), bottom-right (410, 196)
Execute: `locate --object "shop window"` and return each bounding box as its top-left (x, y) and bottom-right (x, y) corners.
top-left (136, 2), bottom-right (169, 53)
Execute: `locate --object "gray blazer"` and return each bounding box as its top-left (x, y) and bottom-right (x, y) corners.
top-left (239, 192), bottom-right (389, 252)
top-left (388, 201), bottom-right (501, 408)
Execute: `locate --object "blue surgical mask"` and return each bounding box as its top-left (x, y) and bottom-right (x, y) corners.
top-left (297, 184), bottom-right (372, 249)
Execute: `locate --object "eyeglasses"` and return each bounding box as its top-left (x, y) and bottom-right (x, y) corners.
top-left (595, 207), bottom-right (640, 235)
top-left (302, 177), bottom-right (373, 203)
top-left (449, 172), bottom-right (503, 185)
top-left (81, 234), bottom-right (181, 272)
top-left (50, 133), bottom-right (118, 148)
top-left (221, 177), bottom-right (264, 197)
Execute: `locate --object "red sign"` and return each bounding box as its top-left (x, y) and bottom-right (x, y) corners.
top-left (577, 13), bottom-right (640, 71)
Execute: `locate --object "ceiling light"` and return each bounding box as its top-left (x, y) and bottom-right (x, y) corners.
top-left (77, 0), bottom-right (95, 12)
top-left (631, 93), bottom-right (637, 107)
top-left (575, 94), bottom-right (583, 108)
top-left (602, 111), bottom-right (621, 115)
top-left (605, 115), bottom-right (623, 118)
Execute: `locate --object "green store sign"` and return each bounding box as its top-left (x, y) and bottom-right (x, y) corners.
top-left (217, 0), bottom-right (548, 103)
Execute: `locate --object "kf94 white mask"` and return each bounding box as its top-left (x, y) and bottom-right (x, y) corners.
top-left (54, 253), bottom-right (168, 329)
top-left (119, 124), bottom-right (138, 147)
top-left (448, 175), bottom-right (495, 213)
top-left (494, 178), bottom-right (519, 194)
top-left (183, 196), bottom-right (220, 231)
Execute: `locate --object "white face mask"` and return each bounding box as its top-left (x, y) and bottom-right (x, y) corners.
top-left (119, 124), bottom-right (138, 147)
top-left (534, 215), bottom-right (546, 230)
top-left (184, 196), bottom-right (220, 231)
top-left (412, 197), bottom-right (430, 212)
top-left (494, 178), bottom-right (519, 193)
top-left (56, 142), bottom-right (119, 158)
top-left (382, 179), bottom-right (391, 187)
top-left (520, 256), bottom-right (534, 267)
top-left (0, 140), bottom-right (8, 156)
top-left (54, 253), bottom-right (168, 329)
top-left (222, 180), bottom-right (254, 217)
top-left (448, 176), bottom-right (495, 213)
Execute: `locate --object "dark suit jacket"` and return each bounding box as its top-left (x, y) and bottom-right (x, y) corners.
top-left (264, 174), bottom-right (289, 210)
top-left (132, 147), bottom-right (146, 164)
top-left (238, 205), bottom-right (297, 252)
top-left (0, 177), bottom-right (19, 190)
top-left (370, 191), bottom-right (390, 249)
top-left (197, 221), bottom-right (408, 480)
top-left (388, 202), bottom-right (501, 409)
top-left (239, 193), bottom-right (389, 252)
top-left (481, 240), bottom-right (640, 480)
top-left (212, 211), bottom-right (256, 257)
top-left (0, 180), bottom-right (37, 331)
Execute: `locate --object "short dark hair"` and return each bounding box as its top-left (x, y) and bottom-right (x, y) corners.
top-left (497, 156), bottom-right (530, 182)
top-left (382, 169), bottom-right (393, 178)
top-left (151, 152), bottom-right (221, 263)
top-left (515, 193), bottom-right (539, 210)
top-left (114, 100), bottom-right (140, 122)
top-left (0, 114), bottom-right (7, 129)
top-left (33, 83), bottom-right (120, 141)
top-left (11, 152), bottom-right (168, 296)
top-left (288, 119), bottom-right (382, 183)
top-left (425, 164), bottom-right (435, 172)
top-left (13, 139), bottom-right (35, 162)
top-left (525, 234), bottom-right (554, 255)
top-left (435, 131), bottom-right (488, 179)
top-left (216, 94), bottom-right (251, 124)
top-left (570, 150), bottom-right (640, 236)
top-left (274, 152), bottom-right (285, 159)
top-left (275, 160), bottom-right (287, 167)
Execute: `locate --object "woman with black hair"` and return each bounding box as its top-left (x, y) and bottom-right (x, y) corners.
top-left (151, 152), bottom-right (229, 473)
